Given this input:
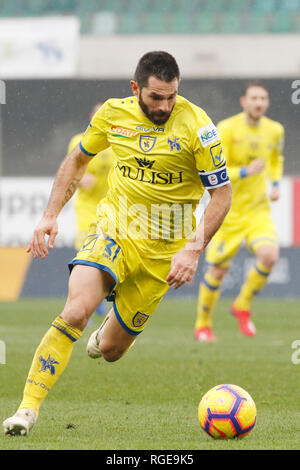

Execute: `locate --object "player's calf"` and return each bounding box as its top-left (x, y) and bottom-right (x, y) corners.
top-left (87, 309), bottom-right (136, 361)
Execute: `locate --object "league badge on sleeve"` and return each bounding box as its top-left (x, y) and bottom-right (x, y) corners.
top-left (210, 143), bottom-right (225, 167)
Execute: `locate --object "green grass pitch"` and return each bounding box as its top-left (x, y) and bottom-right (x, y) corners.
top-left (0, 297), bottom-right (300, 450)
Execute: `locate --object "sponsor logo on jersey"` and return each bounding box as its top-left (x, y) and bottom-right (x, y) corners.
top-left (132, 312), bottom-right (149, 327)
top-left (139, 135), bottom-right (157, 152)
top-left (168, 137), bottom-right (181, 151)
top-left (210, 143), bottom-right (225, 167)
top-left (136, 125), bottom-right (165, 133)
top-left (110, 126), bottom-right (136, 138)
top-left (135, 157), bottom-right (155, 169)
top-left (116, 161), bottom-right (183, 185)
top-left (197, 123), bottom-right (219, 148)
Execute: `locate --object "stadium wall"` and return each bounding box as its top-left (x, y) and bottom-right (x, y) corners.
top-left (0, 246), bottom-right (298, 300)
top-left (78, 35), bottom-right (300, 79)
top-left (1, 78), bottom-right (299, 176)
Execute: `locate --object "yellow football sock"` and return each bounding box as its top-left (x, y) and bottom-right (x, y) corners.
top-left (234, 261), bottom-right (271, 311)
top-left (195, 272), bottom-right (222, 330)
top-left (18, 316), bottom-right (82, 416)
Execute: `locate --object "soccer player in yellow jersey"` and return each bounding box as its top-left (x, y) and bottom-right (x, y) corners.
top-left (3, 51), bottom-right (232, 435)
top-left (194, 82), bottom-right (284, 342)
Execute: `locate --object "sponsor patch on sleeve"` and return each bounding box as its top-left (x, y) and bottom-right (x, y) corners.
top-left (197, 122), bottom-right (219, 148)
top-left (199, 165), bottom-right (230, 189)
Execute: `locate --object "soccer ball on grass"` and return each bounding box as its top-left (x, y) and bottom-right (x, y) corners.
top-left (198, 384), bottom-right (256, 439)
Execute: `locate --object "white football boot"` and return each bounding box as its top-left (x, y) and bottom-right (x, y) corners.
top-left (86, 315), bottom-right (111, 359)
top-left (86, 327), bottom-right (102, 359)
top-left (3, 409), bottom-right (37, 436)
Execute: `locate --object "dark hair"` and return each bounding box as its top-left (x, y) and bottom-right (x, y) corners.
top-left (134, 51), bottom-right (180, 88)
top-left (242, 80), bottom-right (268, 96)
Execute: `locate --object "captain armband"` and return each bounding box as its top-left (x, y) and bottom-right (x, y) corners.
top-left (199, 165), bottom-right (230, 189)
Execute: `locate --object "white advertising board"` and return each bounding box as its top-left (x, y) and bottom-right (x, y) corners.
top-left (0, 17), bottom-right (79, 78)
top-left (0, 177), bottom-right (293, 248)
top-left (0, 177), bottom-right (76, 247)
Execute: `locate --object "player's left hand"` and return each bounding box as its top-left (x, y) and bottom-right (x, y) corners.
top-left (270, 186), bottom-right (280, 201)
top-left (166, 248), bottom-right (200, 290)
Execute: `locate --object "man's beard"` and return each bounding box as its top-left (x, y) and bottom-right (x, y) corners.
top-left (248, 108), bottom-right (264, 122)
top-left (138, 95), bottom-right (173, 125)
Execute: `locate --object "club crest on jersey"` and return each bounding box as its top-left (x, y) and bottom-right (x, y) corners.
top-left (39, 354), bottom-right (59, 376)
top-left (139, 135), bottom-right (156, 153)
top-left (168, 137), bottom-right (181, 151)
top-left (210, 143), bottom-right (225, 167)
top-left (132, 312), bottom-right (150, 328)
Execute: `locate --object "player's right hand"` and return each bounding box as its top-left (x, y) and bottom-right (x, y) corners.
top-left (246, 158), bottom-right (265, 176)
top-left (26, 215), bottom-right (58, 259)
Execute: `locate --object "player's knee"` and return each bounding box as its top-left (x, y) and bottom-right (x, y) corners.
top-left (257, 247), bottom-right (279, 269)
top-left (208, 265), bottom-right (228, 281)
top-left (99, 340), bottom-right (124, 362)
top-left (62, 299), bottom-right (92, 329)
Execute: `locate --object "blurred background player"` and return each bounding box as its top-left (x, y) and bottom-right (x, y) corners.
top-left (194, 81), bottom-right (284, 342)
top-left (68, 101), bottom-right (114, 315)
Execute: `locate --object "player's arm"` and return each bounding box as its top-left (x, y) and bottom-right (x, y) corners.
top-left (27, 145), bottom-right (92, 259)
top-left (167, 182), bottom-right (232, 289)
top-left (269, 125), bottom-right (285, 201)
top-left (167, 113), bottom-right (232, 289)
top-left (68, 134), bottom-right (96, 190)
top-left (28, 104), bottom-right (110, 259)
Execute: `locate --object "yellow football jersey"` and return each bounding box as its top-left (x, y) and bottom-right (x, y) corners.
top-left (218, 112), bottom-right (284, 223)
top-left (80, 95), bottom-right (229, 259)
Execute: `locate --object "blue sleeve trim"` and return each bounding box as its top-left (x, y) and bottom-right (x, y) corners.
top-left (272, 181), bottom-right (279, 187)
top-left (113, 302), bottom-right (141, 336)
top-left (79, 141), bottom-right (97, 157)
top-left (240, 167), bottom-right (247, 178)
top-left (199, 165), bottom-right (230, 189)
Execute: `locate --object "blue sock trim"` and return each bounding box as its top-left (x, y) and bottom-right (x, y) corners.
top-left (255, 265), bottom-right (270, 277)
top-left (202, 278), bottom-right (220, 291)
top-left (51, 324), bottom-right (77, 342)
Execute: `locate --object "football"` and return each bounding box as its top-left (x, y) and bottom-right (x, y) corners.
top-left (198, 384), bottom-right (256, 439)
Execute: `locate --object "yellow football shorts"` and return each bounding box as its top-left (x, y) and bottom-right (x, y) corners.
top-left (74, 203), bottom-right (98, 250)
top-left (206, 210), bottom-right (278, 268)
top-left (69, 224), bottom-right (171, 335)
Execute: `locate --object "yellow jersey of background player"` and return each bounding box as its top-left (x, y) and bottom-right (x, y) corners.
top-left (195, 81), bottom-right (284, 342)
